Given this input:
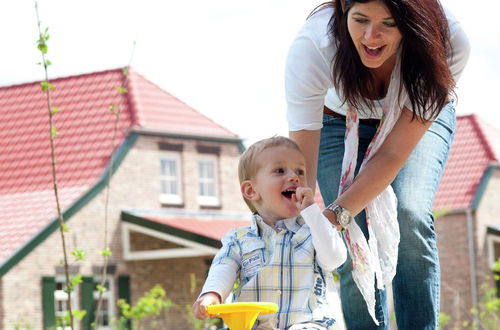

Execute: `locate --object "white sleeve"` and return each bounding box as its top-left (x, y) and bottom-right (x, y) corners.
top-left (285, 17), bottom-right (334, 131)
top-left (200, 264), bottom-right (238, 301)
top-left (301, 203), bottom-right (347, 272)
top-left (447, 14), bottom-right (470, 84)
top-left (199, 230), bottom-right (240, 300)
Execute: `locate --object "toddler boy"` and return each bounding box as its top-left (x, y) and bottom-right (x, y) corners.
top-left (192, 136), bottom-right (347, 329)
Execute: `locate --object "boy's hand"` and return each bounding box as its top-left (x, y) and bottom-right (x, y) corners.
top-left (192, 292), bottom-right (221, 319)
top-left (293, 186), bottom-right (314, 211)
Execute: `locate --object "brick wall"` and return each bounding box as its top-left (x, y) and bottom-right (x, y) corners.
top-left (436, 212), bottom-right (471, 327)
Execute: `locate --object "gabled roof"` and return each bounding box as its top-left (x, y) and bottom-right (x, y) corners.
top-left (433, 114), bottom-right (500, 211)
top-left (0, 68), bottom-right (240, 273)
top-left (122, 210), bottom-right (251, 249)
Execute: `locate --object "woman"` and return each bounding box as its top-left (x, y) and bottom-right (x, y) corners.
top-left (285, 0), bottom-right (469, 329)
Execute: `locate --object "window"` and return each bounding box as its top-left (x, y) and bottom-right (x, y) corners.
top-left (198, 155), bottom-right (219, 206)
top-left (55, 278), bottom-right (80, 330)
top-left (92, 278), bottom-right (114, 330)
top-left (159, 153), bottom-right (183, 204)
top-left (43, 275), bottom-right (124, 330)
top-left (487, 230), bottom-right (500, 297)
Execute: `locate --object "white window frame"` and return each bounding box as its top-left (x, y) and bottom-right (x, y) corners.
top-left (159, 152), bottom-right (183, 205)
top-left (55, 277), bottom-right (80, 330)
top-left (197, 154), bottom-right (220, 207)
top-left (93, 277), bottom-right (114, 330)
top-left (487, 234), bottom-right (500, 269)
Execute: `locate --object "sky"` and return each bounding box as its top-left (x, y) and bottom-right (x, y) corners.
top-left (1, 0), bottom-right (499, 147)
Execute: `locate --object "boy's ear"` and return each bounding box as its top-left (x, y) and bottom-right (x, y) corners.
top-left (241, 180), bottom-right (260, 201)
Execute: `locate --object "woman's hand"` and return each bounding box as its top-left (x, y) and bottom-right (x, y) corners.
top-left (192, 292), bottom-right (221, 319)
top-left (322, 208), bottom-right (344, 232)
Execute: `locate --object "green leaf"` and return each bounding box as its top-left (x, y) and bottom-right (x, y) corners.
top-left (72, 309), bottom-right (87, 321)
top-left (40, 81), bottom-right (56, 92)
top-left (101, 248), bottom-right (112, 257)
top-left (96, 284), bottom-right (107, 293)
top-left (71, 274), bottom-right (82, 288)
top-left (51, 107), bottom-right (59, 114)
top-left (40, 81), bottom-right (49, 92)
top-left (115, 86), bottom-right (128, 94)
top-left (61, 223), bottom-right (69, 232)
top-left (45, 59), bottom-right (52, 66)
top-left (51, 126), bottom-right (58, 138)
top-left (122, 66), bottom-right (129, 76)
top-left (37, 42), bottom-right (48, 54)
top-left (108, 104), bottom-right (118, 114)
top-left (71, 249), bottom-right (86, 261)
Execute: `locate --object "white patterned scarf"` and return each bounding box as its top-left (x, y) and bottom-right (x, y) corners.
top-left (338, 58), bottom-right (404, 325)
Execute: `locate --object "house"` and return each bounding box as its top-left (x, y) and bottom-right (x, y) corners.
top-left (433, 114), bottom-right (500, 327)
top-left (0, 67), bottom-right (251, 329)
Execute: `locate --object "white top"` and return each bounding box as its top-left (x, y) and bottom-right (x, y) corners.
top-left (285, 6), bottom-right (470, 130)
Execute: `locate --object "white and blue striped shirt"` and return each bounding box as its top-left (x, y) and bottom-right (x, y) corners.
top-left (201, 204), bottom-right (347, 329)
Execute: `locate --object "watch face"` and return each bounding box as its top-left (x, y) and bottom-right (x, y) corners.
top-left (338, 210), bottom-right (351, 227)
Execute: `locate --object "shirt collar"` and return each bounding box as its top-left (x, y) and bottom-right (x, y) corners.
top-left (251, 213), bottom-right (304, 235)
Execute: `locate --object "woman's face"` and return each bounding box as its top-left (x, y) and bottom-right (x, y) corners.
top-left (347, 0), bottom-right (402, 71)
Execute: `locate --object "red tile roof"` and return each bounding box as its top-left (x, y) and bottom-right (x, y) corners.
top-left (433, 114), bottom-right (499, 211)
top-left (0, 67), bottom-right (238, 266)
top-left (144, 215), bottom-right (251, 241)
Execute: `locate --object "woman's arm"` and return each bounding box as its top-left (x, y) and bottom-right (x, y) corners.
top-left (289, 129), bottom-right (321, 191)
top-left (325, 108), bottom-right (431, 220)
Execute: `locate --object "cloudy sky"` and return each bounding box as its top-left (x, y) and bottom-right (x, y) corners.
top-left (2, 0), bottom-right (499, 146)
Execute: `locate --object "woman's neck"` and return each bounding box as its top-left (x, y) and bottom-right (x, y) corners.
top-left (369, 53), bottom-right (398, 99)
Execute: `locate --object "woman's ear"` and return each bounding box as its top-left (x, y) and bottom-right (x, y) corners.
top-left (241, 180), bottom-right (260, 201)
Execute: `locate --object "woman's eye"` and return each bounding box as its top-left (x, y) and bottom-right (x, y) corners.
top-left (354, 18), bottom-right (368, 24)
top-left (383, 21), bottom-right (397, 27)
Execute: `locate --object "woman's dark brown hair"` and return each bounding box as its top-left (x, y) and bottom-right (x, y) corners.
top-left (323, 0), bottom-right (454, 120)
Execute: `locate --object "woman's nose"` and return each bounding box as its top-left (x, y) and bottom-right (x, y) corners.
top-left (364, 24), bottom-right (380, 41)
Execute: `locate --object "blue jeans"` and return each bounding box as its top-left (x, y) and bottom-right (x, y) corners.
top-left (317, 102), bottom-right (456, 329)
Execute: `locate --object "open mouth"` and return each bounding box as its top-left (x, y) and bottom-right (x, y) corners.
top-left (281, 189), bottom-right (296, 200)
top-left (363, 44), bottom-right (385, 57)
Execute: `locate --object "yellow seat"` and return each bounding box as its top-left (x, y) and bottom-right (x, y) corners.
top-left (207, 302), bottom-right (278, 330)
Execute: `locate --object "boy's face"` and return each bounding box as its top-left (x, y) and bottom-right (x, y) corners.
top-left (242, 145), bottom-right (308, 224)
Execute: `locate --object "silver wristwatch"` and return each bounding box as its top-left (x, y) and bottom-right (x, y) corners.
top-left (326, 203), bottom-right (352, 229)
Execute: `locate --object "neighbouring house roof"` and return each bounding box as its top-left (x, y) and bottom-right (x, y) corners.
top-left (122, 210), bottom-right (251, 248)
top-left (0, 67), bottom-right (240, 275)
top-left (433, 114), bottom-right (500, 211)
top-left (487, 225), bottom-right (500, 236)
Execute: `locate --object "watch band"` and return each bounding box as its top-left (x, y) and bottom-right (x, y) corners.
top-left (326, 203), bottom-right (352, 229)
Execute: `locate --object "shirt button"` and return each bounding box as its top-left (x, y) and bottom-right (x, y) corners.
top-left (277, 290), bottom-right (281, 295)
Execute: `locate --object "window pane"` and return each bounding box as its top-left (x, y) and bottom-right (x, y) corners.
top-left (207, 183), bottom-right (214, 196)
top-left (93, 279), bottom-right (112, 328)
top-left (199, 161), bottom-right (214, 178)
top-left (198, 162), bottom-right (205, 178)
top-left (161, 159), bottom-right (176, 176)
top-left (199, 181), bottom-right (215, 197)
top-left (198, 158), bottom-right (217, 200)
top-left (161, 180), bottom-right (178, 195)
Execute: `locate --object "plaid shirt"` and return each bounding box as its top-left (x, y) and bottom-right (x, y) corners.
top-left (201, 205), bottom-right (342, 329)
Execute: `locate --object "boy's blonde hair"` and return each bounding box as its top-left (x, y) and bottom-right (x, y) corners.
top-left (238, 136), bottom-right (302, 213)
